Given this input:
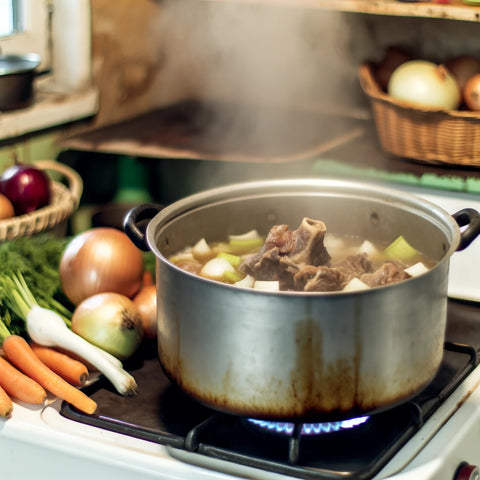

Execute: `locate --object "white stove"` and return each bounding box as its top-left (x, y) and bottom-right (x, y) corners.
top-left (2, 184), bottom-right (480, 480)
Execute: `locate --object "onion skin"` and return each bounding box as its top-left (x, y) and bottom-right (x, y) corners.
top-left (0, 164), bottom-right (51, 215)
top-left (0, 193), bottom-right (14, 219)
top-left (464, 74), bottom-right (480, 111)
top-left (388, 60), bottom-right (461, 110)
top-left (445, 55), bottom-right (480, 102)
top-left (60, 227), bottom-right (144, 305)
top-left (72, 292), bottom-right (144, 360)
top-left (133, 285), bottom-right (157, 339)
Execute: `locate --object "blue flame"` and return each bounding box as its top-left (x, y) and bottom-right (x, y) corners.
top-left (247, 416), bottom-right (369, 436)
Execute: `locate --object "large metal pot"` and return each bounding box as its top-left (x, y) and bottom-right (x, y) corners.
top-left (124, 178), bottom-right (480, 421)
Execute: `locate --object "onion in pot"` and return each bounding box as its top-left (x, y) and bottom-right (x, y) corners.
top-left (133, 285), bottom-right (157, 339)
top-left (388, 60), bottom-right (461, 110)
top-left (72, 292), bottom-right (144, 360)
top-left (464, 73), bottom-right (480, 111)
top-left (60, 227), bottom-right (144, 305)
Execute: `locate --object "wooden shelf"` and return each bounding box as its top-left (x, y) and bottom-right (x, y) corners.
top-left (204, 0), bottom-right (480, 22)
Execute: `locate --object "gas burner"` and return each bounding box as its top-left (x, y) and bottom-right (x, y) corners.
top-left (247, 416), bottom-right (369, 436)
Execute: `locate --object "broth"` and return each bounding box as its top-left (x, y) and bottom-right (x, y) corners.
top-left (169, 217), bottom-right (436, 293)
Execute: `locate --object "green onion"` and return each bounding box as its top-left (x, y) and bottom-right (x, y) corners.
top-left (217, 252), bottom-right (242, 268)
top-left (223, 270), bottom-right (245, 283)
top-left (228, 237), bottom-right (264, 254)
top-left (384, 235), bottom-right (419, 262)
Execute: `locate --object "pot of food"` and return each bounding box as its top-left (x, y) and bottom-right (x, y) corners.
top-left (0, 53), bottom-right (41, 111)
top-left (124, 178), bottom-right (480, 421)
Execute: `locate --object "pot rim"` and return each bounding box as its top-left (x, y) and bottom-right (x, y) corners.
top-left (146, 177), bottom-right (461, 296)
top-left (0, 53), bottom-right (41, 76)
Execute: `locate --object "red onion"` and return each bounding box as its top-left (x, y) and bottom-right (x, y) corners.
top-left (0, 164), bottom-right (51, 215)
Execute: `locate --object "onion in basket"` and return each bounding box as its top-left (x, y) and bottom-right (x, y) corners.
top-left (464, 74), bottom-right (480, 111)
top-left (388, 60), bottom-right (461, 110)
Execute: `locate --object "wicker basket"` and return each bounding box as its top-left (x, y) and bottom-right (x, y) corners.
top-left (0, 160), bottom-right (83, 241)
top-left (359, 62), bottom-right (480, 167)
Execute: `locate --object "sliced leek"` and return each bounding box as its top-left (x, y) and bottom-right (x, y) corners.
top-left (384, 235), bottom-right (419, 262)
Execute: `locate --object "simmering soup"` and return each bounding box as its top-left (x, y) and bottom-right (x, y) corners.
top-left (169, 217), bottom-right (436, 292)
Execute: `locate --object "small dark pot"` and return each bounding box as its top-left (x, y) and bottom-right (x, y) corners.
top-left (0, 54), bottom-right (41, 111)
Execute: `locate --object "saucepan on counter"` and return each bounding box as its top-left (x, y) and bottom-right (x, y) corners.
top-left (124, 178), bottom-right (480, 422)
top-left (0, 53), bottom-right (41, 111)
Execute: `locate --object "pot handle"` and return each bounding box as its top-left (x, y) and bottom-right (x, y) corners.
top-left (123, 203), bottom-right (163, 251)
top-left (453, 208), bottom-right (480, 251)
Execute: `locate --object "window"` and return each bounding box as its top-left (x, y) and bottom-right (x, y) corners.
top-left (0, 0), bottom-right (98, 140)
top-left (0, 0), bottom-right (50, 70)
top-left (0, 0), bottom-right (17, 37)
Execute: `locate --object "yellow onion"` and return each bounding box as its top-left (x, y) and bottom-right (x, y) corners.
top-left (388, 60), bottom-right (461, 110)
top-left (464, 74), bottom-right (480, 111)
top-left (0, 193), bottom-right (14, 219)
top-left (133, 285), bottom-right (157, 339)
top-left (60, 227), bottom-right (144, 305)
top-left (445, 55), bottom-right (480, 100)
top-left (72, 292), bottom-right (143, 360)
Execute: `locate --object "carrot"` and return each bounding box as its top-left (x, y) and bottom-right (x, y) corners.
top-left (30, 344), bottom-right (89, 387)
top-left (0, 384), bottom-right (13, 417)
top-left (3, 335), bottom-right (97, 415)
top-left (0, 355), bottom-right (47, 404)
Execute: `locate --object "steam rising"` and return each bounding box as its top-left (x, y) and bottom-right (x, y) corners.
top-left (151, 1), bottom-right (365, 197)
top-left (160, 1), bottom-right (352, 109)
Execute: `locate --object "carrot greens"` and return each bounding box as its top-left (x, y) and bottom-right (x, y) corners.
top-left (0, 235), bottom-right (72, 337)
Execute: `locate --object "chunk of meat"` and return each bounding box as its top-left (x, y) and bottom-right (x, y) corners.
top-left (239, 218), bottom-right (331, 287)
top-left (333, 253), bottom-right (374, 284)
top-left (294, 265), bottom-right (345, 292)
top-left (175, 258), bottom-right (203, 274)
top-left (360, 260), bottom-right (410, 288)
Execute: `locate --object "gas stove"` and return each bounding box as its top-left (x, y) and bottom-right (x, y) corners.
top-left (2, 185), bottom-right (480, 480)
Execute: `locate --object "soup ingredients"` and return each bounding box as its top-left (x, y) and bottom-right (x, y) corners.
top-left (405, 262), bottom-right (429, 277)
top-left (0, 354), bottom-right (47, 404)
top-left (5, 271), bottom-right (137, 396)
top-left (0, 193), bottom-right (14, 219)
top-left (464, 73), bottom-right (480, 111)
top-left (30, 344), bottom-right (89, 386)
top-left (72, 293), bottom-right (143, 360)
top-left (0, 385), bottom-right (13, 417)
top-left (0, 163), bottom-right (51, 215)
top-left (253, 280), bottom-right (280, 291)
top-left (133, 285), bottom-right (157, 339)
top-left (388, 60), bottom-right (461, 109)
top-left (170, 218), bottom-right (434, 293)
top-left (2, 334), bottom-right (97, 415)
top-left (228, 229), bottom-right (265, 254)
top-left (384, 235), bottom-right (420, 262)
top-left (200, 257), bottom-right (236, 280)
top-left (343, 277), bottom-right (369, 292)
top-left (60, 228), bottom-right (144, 305)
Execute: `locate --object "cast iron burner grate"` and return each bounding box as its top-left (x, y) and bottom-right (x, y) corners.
top-left (61, 339), bottom-right (478, 480)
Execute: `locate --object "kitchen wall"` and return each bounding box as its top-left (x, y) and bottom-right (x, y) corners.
top-left (2, 1), bottom-right (479, 222)
top-left (3, 2), bottom-right (478, 157)
top-left (86, 1), bottom-right (480, 129)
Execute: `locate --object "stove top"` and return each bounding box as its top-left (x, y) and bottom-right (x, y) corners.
top-left (59, 300), bottom-right (480, 480)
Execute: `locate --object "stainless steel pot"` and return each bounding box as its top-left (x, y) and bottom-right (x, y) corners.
top-left (124, 178), bottom-right (480, 421)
